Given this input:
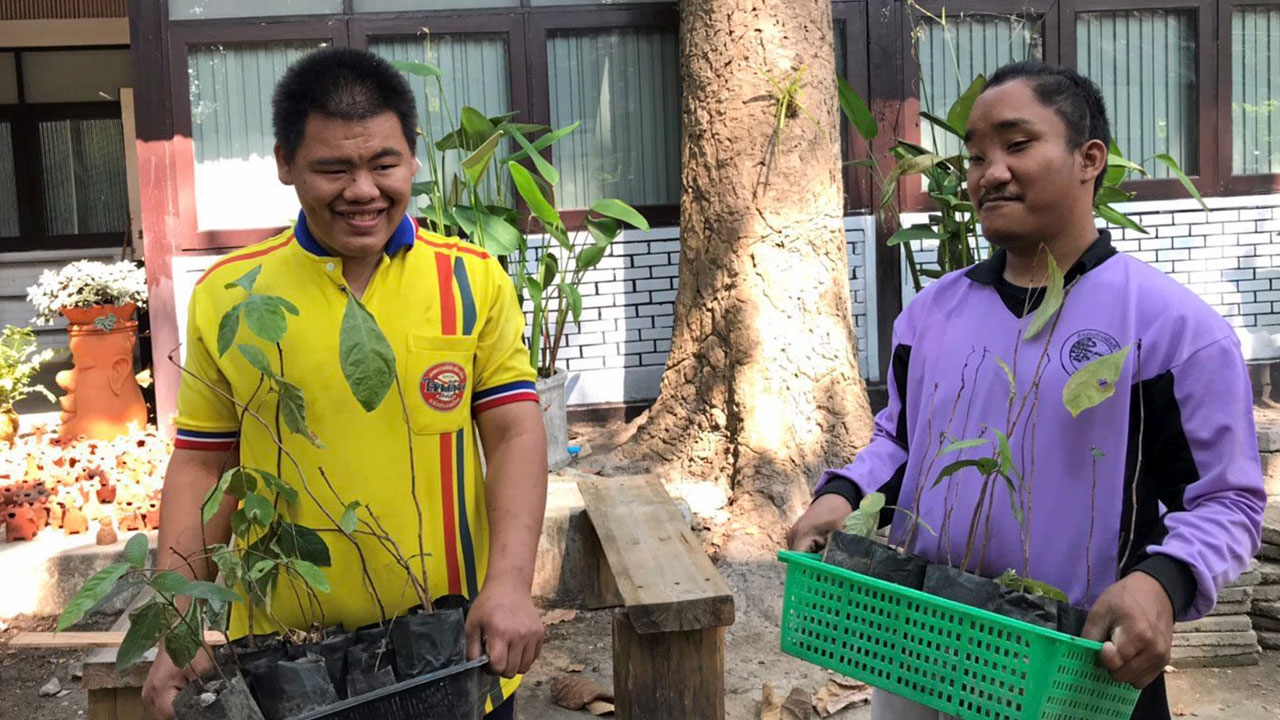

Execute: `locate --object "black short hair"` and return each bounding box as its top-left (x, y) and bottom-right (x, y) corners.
top-left (272, 47), bottom-right (418, 164)
top-left (985, 60), bottom-right (1112, 193)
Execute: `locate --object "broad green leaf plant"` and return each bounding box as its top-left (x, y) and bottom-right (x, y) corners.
top-left (392, 59), bottom-right (651, 378)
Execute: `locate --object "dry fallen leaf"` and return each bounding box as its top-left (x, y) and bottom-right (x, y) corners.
top-left (812, 677), bottom-right (872, 717)
top-left (761, 683), bottom-right (783, 720)
top-left (565, 663), bottom-right (587, 673)
top-left (542, 608), bottom-right (579, 626)
top-left (1172, 704), bottom-right (1189, 716)
top-left (551, 676), bottom-right (614, 712)
top-left (585, 699), bottom-right (614, 716)
top-left (782, 687), bottom-right (814, 719)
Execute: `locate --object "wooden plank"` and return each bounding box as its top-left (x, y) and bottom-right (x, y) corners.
top-left (113, 687), bottom-right (147, 720)
top-left (576, 476), bottom-right (734, 633)
top-left (613, 610), bottom-right (725, 720)
top-left (10, 630), bottom-right (225, 648)
top-left (88, 689), bottom-right (121, 720)
top-left (580, 513), bottom-right (623, 610)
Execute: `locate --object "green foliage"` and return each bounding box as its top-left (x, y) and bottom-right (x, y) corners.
top-left (117, 602), bottom-right (170, 670)
top-left (56, 563), bottom-right (131, 631)
top-left (339, 291), bottom-right (397, 412)
top-left (841, 492), bottom-right (886, 538)
top-left (995, 569), bottom-right (1069, 603)
top-left (1063, 345), bottom-right (1132, 418)
top-left (1023, 253), bottom-right (1064, 341)
top-left (122, 533), bottom-right (150, 569)
top-left (0, 325), bottom-right (56, 409)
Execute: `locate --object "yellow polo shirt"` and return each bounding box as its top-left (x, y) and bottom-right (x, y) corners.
top-left (174, 213), bottom-right (537, 709)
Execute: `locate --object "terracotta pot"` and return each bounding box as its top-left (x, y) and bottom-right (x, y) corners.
top-left (0, 407), bottom-right (17, 445)
top-left (49, 502), bottom-right (65, 529)
top-left (63, 505), bottom-right (89, 535)
top-left (95, 519), bottom-right (118, 546)
top-left (28, 501), bottom-right (49, 530)
top-left (56, 303), bottom-right (148, 441)
top-left (142, 500), bottom-right (161, 530)
top-left (5, 505), bottom-right (38, 541)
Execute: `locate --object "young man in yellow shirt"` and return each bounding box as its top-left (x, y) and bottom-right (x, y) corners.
top-left (143, 48), bottom-right (547, 719)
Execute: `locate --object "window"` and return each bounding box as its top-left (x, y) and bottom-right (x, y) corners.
top-left (20, 50), bottom-right (132, 103)
top-left (357, 0), bottom-right (518, 9)
top-left (1232, 5), bottom-right (1280, 175)
top-left (370, 34), bottom-right (513, 214)
top-left (1076, 10), bottom-right (1199, 177)
top-left (187, 41), bottom-right (330, 230)
top-left (0, 123), bottom-right (17, 238)
top-left (38, 118), bottom-right (129, 236)
top-left (170, 0), bottom-right (342, 20)
top-left (917, 12), bottom-right (1043, 159)
top-left (546, 27), bottom-right (680, 209)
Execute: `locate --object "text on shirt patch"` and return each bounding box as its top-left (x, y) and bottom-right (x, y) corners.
top-left (1060, 329), bottom-right (1122, 374)
top-left (420, 362), bottom-right (468, 411)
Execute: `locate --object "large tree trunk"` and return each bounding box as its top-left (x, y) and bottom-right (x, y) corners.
top-left (620, 0), bottom-right (874, 527)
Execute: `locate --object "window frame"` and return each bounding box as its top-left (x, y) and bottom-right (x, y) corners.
top-left (0, 46), bottom-right (130, 252)
top-left (833, 0), bottom-right (872, 213)
top-left (1059, 0), bottom-right (1219, 201)
top-left (1218, 0), bottom-right (1280, 195)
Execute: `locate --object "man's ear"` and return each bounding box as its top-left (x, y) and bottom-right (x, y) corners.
top-left (276, 143), bottom-right (294, 186)
top-left (1080, 138), bottom-right (1108, 188)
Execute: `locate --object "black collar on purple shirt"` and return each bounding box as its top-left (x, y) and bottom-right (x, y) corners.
top-left (964, 229), bottom-right (1118, 287)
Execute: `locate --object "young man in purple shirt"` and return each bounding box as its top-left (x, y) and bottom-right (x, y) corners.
top-left (788, 61), bottom-right (1267, 720)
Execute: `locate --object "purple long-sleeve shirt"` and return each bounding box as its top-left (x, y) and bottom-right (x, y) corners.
top-left (817, 233), bottom-right (1266, 620)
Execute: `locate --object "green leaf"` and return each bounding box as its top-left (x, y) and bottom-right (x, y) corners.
top-left (996, 357), bottom-right (1015, 393)
top-left (236, 344), bottom-right (274, 377)
top-left (837, 76), bottom-right (877, 141)
top-left (224, 467), bottom-right (258, 500)
top-left (339, 292), bottom-right (397, 412)
top-left (163, 604), bottom-right (203, 670)
top-left (539, 252), bottom-right (559, 290)
top-left (263, 295), bottom-right (299, 316)
top-left (210, 548), bottom-right (242, 587)
top-left (57, 563), bottom-right (130, 631)
top-left (504, 124), bottom-right (560, 186)
top-left (509, 161), bottom-right (560, 228)
top-left (242, 296), bottom-right (288, 344)
top-left (289, 560), bottom-right (332, 594)
top-left (938, 438), bottom-right (990, 456)
top-left (1063, 344), bottom-right (1132, 418)
top-left (887, 226), bottom-right (943, 246)
top-left (994, 430), bottom-right (1019, 482)
top-left (115, 602), bottom-right (170, 671)
top-left (589, 199), bottom-right (649, 231)
top-left (390, 59), bottom-right (443, 78)
top-left (881, 153), bottom-right (943, 209)
top-left (150, 571), bottom-right (191, 597)
top-left (123, 532), bottom-right (149, 569)
top-left (411, 181), bottom-right (437, 197)
top-left (339, 502), bottom-right (361, 534)
top-left (202, 468), bottom-right (238, 524)
top-left (183, 580), bottom-right (243, 606)
top-left (920, 111), bottom-right (963, 140)
top-left (459, 106), bottom-right (497, 151)
top-left (586, 217), bottom-right (621, 246)
top-left (242, 492), bottom-right (275, 527)
top-left (1153, 153), bottom-right (1208, 210)
top-left (1002, 472), bottom-right (1025, 526)
top-left (274, 523), bottom-right (332, 567)
top-left (1094, 185), bottom-right (1135, 206)
top-left (1024, 252), bottom-right (1063, 341)
top-left (460, 130), bottom-right (502, 187)
top-left (224, 266), bottom-right (262, 293)
top-left (1096, 203), bottom-right (1147, 235)
top-left (230, 509), bottom-right (250, 538)
top-left (257, 470), bottom-right (299, 506)
top-left (577, 243), bottom-right (609, 273)
top-left (946, 74), bottom-right (986, 136)
top-left (859, 492), bottom-right (886, 514)
top-left (499, 121), bottom-right (579, 165)
top-left (931, 458), bottom-right (984, 487)
top-left (248, 559), bottom-right (276, 582)
top-left (216, 304), bottom-right (241, 357)
top-left (276, 379), bottom-right (315, 443)
top-left (559, 283), bottom-right (583, 323)
top-left (1107, 151), bottom-right (1148, 175)
top-left (453, 206), bottom-right (522, 255)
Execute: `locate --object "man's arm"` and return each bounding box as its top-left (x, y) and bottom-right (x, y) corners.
top-left (142, 446), bottom-right (240, 720)
top-left (467, 401), bottom-right (547, 678)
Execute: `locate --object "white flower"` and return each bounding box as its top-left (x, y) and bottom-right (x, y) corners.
top-left (26, 260), bottom-right (149, 325)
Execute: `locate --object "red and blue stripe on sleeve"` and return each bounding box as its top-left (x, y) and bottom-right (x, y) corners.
top-left (472, 381), bottom-right (539, 414)
top-left (174, 428), bottom-right (239, 452)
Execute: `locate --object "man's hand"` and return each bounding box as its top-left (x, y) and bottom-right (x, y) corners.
top-left (786, 494), bottom-right (854, 552)
top-left (465, 580), bottom-right (544, 678)
top-left (1082, 571), bottom-right (1175, 689)
top-left (141, 646), bottom-right (214, 720)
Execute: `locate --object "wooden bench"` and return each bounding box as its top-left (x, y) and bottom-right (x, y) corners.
top-left (576, 475), bottom-right (736, 720)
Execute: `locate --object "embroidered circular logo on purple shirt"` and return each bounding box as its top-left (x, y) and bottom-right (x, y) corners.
top-left (1060, 329), bottom-right (1122, 374)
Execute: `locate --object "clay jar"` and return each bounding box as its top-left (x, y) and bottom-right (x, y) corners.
top-left (95, 519), bottom-right (118, 546)
top-left (5, 505), bottom-right (38, 541)
top-left (63, 505), bottom-right (90, 535)
top-left (56, 304), bottom-right (148, 441)
top-left (142, 501), bottom-right (161, 530)
top-left (117, 500), bottom-right (143, 531)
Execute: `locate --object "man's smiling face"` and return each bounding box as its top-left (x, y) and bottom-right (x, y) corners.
top-left (964, 78), bottom-right (1098, 251)
top-left (276, 111), bottom-right (415, 261)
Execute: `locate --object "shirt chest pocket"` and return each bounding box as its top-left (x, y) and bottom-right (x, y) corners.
top-left (404, 334), bottom-right (477, 435)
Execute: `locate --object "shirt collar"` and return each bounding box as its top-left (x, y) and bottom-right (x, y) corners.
top-left (293, 209), bottom-right (418, 258)
top-left (965, 229), bottom-right (1117, 286)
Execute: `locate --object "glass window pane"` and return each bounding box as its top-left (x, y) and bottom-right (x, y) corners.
top-left (357, 0), bottom-right (517, 10)
top-left (1077, 10), bottom-right (1198, 176)
top-left (0, 123), bottom-right (18, 238)
top-left (21, 49), bottom-right (132, 104)
top-left (370, 35), bottom-right (512, 215)
top-left (39, 119), bottom-right (129, 236)
top-left (1233, 7), bottom-right (1280, 175)
top-left (188, 42), bottom-right (329, 230)
top-left (548, 28), bottom-right (680, 209)
top-left (0, 53), bottom-right (17, 104)
top-left (918, 13), bottom-right (1042, 158)
top-left (170, 0), bottom-right (342, 20)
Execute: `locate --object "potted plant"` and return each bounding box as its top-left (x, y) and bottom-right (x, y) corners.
top-left (58, 266), bottom-right (490, 719)
top-left (26, 260), bottom-right (150, 440)
top-left (392, 59), bottom-right (651, 470)
top-left (0, 325), bottom-right (56, 444)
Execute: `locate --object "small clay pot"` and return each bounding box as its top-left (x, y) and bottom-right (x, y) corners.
top-left (5, 505), bottom-right (39, 541)
top-left (143, 501), bottom-right (161, 530)
top-left (96, 483), bottom-right (116, 505)
top-left (28, 501), bottom-right (49, 530)
top-left (63, 506), bottom-right (90, 535)
top-left (49, 502), bottom-right (65, 529)
top-left (96, 519), bottom-right (118, 546)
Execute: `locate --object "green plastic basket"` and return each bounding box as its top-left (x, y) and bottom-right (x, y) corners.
top-left (778, 551), bottom-right (1140, 720)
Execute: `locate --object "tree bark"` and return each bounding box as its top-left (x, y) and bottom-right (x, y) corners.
top-left (619, 0), bottom-right (874, 526)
